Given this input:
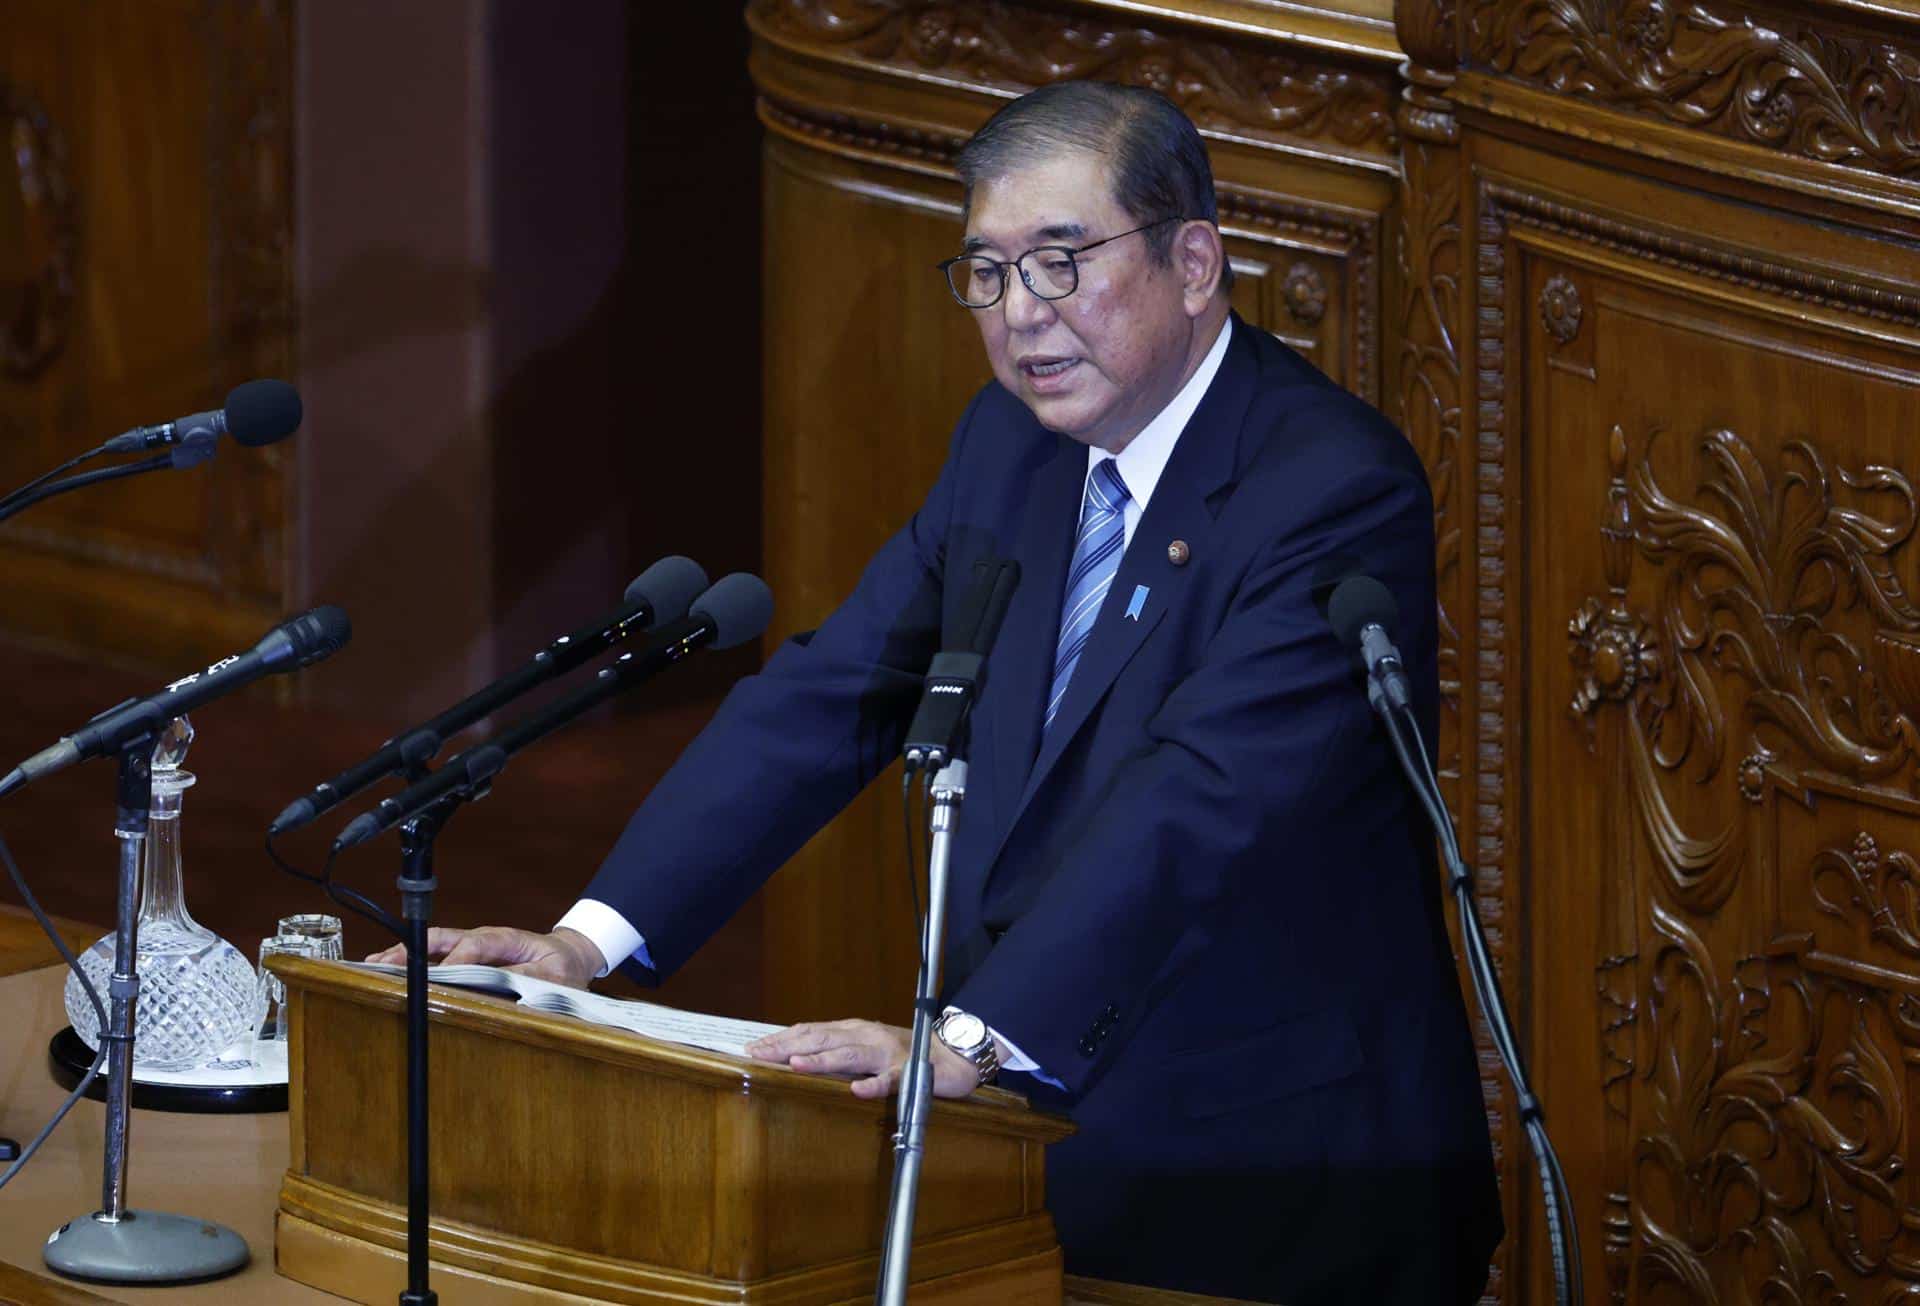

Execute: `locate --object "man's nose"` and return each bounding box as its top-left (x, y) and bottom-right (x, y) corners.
top-left (1001, 270), bottom-right (1057, 332)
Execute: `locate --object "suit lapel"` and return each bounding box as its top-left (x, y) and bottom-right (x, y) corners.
top-left (993, 314), bottom-right (1263, 854)
top-left (980, 431), bottom-right (1087, 822)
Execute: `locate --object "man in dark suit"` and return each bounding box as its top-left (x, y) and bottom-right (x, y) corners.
top-left (390, 82), bottom-right (1500, 1303)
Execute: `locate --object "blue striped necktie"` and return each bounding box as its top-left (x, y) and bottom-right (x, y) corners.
top-left (1047, 458), bottom-right (1131, 730)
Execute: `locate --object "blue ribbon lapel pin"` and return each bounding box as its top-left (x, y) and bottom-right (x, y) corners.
top-left (1124, 584), bottom-right (1149, 622)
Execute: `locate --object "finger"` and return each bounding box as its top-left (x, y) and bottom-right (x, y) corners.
top-left (851, 1066), bottom-right (902, 1099)
top-left (439, 929), bottom-right (516, 967)
top-left (424, 927), bottom-right (470, 957)
top-left (503, 956), bottom-right (584, 987)
top-left (788, 1043), bottom-right (892, 1077)
top-left (745, 1022), bottom-right (843, 1059)
top-left (364, 926), bottom-right (463, 964)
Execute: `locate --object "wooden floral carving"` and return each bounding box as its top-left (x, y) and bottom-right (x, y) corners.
top-left (1631, 431), bottom-right (1920, 786)
top-left (751, 0), bottom-right (1398, 154)
top-left (1636, 905), bottom-right (1917, 1295)
top-left (1468, 0), bottom-right (1920, 179)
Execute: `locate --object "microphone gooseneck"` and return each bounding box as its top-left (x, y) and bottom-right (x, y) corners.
top-left (269, 556), bottom-right (710, 837)
top-left (329, 572), bottom-right (772, 851)
top-left (4, 606), bottom-right (352, 792)
top-left (0, 380), bottom-right (306, 530)
top-left (1323, 570), bottom-right (1583, 1306)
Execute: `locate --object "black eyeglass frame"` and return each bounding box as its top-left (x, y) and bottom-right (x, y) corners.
top-left (935, 216), bottom-right (1185, 309)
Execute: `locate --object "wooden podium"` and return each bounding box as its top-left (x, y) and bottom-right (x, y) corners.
top-left (270, 958), bottom-right (1075, 1304)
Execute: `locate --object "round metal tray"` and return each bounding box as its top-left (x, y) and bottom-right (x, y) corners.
top-left (47, 1026), bottom-right (287, 1114)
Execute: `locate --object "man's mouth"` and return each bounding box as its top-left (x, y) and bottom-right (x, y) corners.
top-left (1020, 356), bottom-right (1079, 378)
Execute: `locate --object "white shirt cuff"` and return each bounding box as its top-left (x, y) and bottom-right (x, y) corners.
top-left (988, 1026), bottom-right (1063, 1088)
top-left (554, 899), bottom-right (650, 978)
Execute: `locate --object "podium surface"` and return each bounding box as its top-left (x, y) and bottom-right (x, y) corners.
top-left (273, 956), bottom-right (1075, 1304)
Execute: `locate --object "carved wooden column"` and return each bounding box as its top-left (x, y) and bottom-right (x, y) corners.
top-left (1388, 6), bottom-right (1527, 1303)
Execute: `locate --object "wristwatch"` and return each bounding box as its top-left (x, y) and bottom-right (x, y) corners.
top-left (934, 1006), bottom-right (1000, 1086)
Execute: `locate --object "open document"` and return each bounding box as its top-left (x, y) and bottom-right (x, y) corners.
top-left (346, 961), bottom-right (784, 1058)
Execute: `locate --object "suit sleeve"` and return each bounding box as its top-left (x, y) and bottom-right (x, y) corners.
top-left (950, 433), bottom-right (1432, 1100)
top-left (577, 392), bottom-right (985, 980)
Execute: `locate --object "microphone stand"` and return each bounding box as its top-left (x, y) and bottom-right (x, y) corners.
top-left (43, 740), bottom-right (250, 1284)
top-left (309, 767), bottom-right (467, 1305)
top-left (1364, 677), bottom-right (1583, 1306)
top-left (875, 760), bottom-right (966, 1306)
top-left (321, 634), bottom-right (708, 1304)
top-left (393, 786), bottom-right (456, 1306)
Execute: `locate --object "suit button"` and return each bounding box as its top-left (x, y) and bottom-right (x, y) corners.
top-left (1076, 1037), bottom-right (1097, 1058)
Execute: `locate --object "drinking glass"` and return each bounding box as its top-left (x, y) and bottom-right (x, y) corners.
top-left (275, 913), bottom-right (344, 961)
top-left (256, 934), bottom-right (325, 1041)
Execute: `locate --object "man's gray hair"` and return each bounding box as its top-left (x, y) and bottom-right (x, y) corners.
top-left (956, 81), bottom-right (1234, 291)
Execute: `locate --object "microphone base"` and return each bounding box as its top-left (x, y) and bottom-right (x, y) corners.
top-left (44, 1209), bottom-right (250, 1285)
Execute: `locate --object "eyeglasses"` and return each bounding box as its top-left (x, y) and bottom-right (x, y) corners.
top-left (936, 217), bottom-right (1183, 309)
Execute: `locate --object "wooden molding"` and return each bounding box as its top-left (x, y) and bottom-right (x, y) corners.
top-left (1483, 179), bottom-right (1920, 329)
top-left (748, 0), bottom-right (1400, 162)
top-left (1395, 0), bottom-right (1459, 71)
top-left (1217, 184), bottom-right (1382, 398)
top-left (1465, 0), bottom-right (1920, 186)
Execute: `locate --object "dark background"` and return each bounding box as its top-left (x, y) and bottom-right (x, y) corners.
top-left (0, 1), bottom-right (772, 1017)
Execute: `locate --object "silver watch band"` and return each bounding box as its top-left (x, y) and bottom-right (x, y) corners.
top-left (936, 1006), bottom-right (1000, 1086)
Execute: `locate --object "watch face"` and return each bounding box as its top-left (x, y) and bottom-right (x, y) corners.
top-left (941, 1012), bottom-right (987, 1050)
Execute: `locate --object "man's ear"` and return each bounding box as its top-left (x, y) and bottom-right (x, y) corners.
top-left (1177, 220), bottom-right (1226, 315)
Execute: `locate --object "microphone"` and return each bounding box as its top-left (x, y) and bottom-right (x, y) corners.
top-left (269, 555), bottom-right (709, 836)
top-left (1324, 574), bottom-right (1413, 712)
top-left (331, 572), bottom-right (771, 851)
top-left (903, 558), bottom-right (1021, 772)
top-left (100, 379), bottom-right (303, 464)
top-left (0, 606), bottom-right (352, 797)
top-left (0, 381), bottom-right (304, 531)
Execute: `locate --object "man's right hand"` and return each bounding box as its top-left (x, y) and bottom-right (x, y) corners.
top-left (364, 926), bottom-right (605, 990)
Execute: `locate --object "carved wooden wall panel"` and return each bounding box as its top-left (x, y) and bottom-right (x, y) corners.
top-left (1451, 6), bottom-right (1920, 1300)
top-left (746, 0), bottom-right (1403, 1029)
top-left (0, 0), bottom-right (293, 674)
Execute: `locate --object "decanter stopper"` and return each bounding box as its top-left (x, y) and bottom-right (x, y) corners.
top-left (152, 714), bottom-right (194, 772)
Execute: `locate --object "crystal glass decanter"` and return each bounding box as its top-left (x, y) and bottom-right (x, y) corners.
top-left (65, 717), bottom-right (260, 1070)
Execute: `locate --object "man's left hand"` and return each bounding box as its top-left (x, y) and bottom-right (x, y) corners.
top-left (745, 1019), bottom-right (981, 1099)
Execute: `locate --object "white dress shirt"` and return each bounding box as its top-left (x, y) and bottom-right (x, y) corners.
top-left (555, 316), bottom-right (1234, 1077)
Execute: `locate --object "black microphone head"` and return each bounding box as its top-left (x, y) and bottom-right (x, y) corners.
top-left (1325, 575), bottom-right (1398, 647)
top-left (223, 379), bottom-right (303, 448)
top-left (690, 573), bottom-right (773, 650)
top-left (282, 605), bottom-right (353, 667)
top-left (624, 555), bottom-right (708, 625)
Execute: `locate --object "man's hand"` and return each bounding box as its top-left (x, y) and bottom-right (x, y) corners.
top-left (364, 926), bottom-right (605, 990)
top-left (745, 1019), bottom-right (982, 1099)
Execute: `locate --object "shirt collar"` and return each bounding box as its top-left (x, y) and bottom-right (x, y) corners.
top-left (1089, 315), bottom-right (1233, 512)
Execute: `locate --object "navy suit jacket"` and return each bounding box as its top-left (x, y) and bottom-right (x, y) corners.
top-left (585, 317), bottom-right (1501, 1302)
